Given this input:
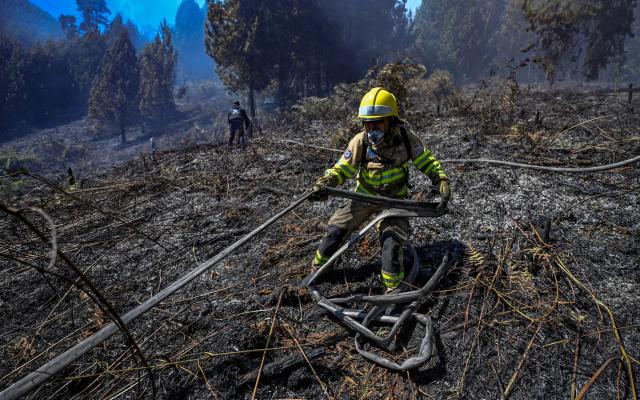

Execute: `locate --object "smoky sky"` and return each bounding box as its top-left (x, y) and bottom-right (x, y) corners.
top-left (30, 0), bottom-right (206, 34)
top-left (32, 0), bottom-right (420, 33)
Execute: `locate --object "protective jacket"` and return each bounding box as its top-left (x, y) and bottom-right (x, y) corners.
top-left (319, 125), bottom-right (448, 197)
top-left (228, 106), bottom-right (251, 128)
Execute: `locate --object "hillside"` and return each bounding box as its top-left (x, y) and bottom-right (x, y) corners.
top-left (0, 0), bottom-right (63, 45)
top-left (0, 79), bottom-right (639, 399)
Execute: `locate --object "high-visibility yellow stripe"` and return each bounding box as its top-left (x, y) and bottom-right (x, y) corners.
top-left (360, 167), bottom-right (406, 186)
top-left (313, 250), bottom-right (329, 266)
top-left (355, 182), bottom-right (375, 195)
top-left (339, 159), bottom-right (357, 173)
top-left (413, 150), bottom-right (431, 165)
top-left (422, 161), bottom-right (438, 175)
top-left (360, 174), bottom-right (404, 186)
top-left (414, 152), bottom-right (437, 171)
top-left (394, 187), bottom-right (408, 198)
top-left (335, 160), bottom-right (356, 178)
top-left (361, 167), bottom-right (405, 179)
top-left (381, 270), bottom-right (405, 288)
top-left (325, 169), bottom-right (345, 184)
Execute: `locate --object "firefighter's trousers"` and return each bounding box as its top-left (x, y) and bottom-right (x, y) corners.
top-left (313, 199), bottom-right (410, 289)
top-left (229, 121), bottom-right (246, 148)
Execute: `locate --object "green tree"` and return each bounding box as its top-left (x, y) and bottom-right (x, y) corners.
top-left (105, 14), bottom-right (126, 46)
top-left (4, 44), bottom-right (28, 132)
top-left (0, 36), bottom-right (84, 138)
top-left (104, 14), bottom-right (146, 50)
top-left (522, 0), bottom-right (637, 81)
top-left (139, 20), bottom-right (178, 133)
top-left (175, 0), bottom-right (212, 80)
top-left (205, 0), bottom-right (275, 116)
top-left (89, 29), bottom-right (139, 143)
top-left (205, 0), bottom-right (410, 111)
top-left (0, 36), bottom-right (18, 137)
top-left (69, 30), bottom-right (107, 98)
top-left (318, 0), bottom-right (411, 84)
top-left (59, 14), bottom-right (79, 39)
top-left (27, 41), bottom-right (77, 125)
top-left (76, 0), bottom-right (111, 33)
top-left (621, 2), bottom-right (640, 80)
top-left (412, 0), bottom-right (505, 81)
top-left (125, 20), bottom-right (146, 51)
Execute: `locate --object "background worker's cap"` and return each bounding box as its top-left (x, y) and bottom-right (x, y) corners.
top-left (233, 100), bottom-right (240, 106)
top-left (358, 87), bottom-right (398, 121)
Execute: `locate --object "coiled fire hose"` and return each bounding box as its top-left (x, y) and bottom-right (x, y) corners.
top-left (303, 187), bottom-right (451, 371)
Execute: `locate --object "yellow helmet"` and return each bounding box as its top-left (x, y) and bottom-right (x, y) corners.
top-left (358, 87), bottom-right (398, 121)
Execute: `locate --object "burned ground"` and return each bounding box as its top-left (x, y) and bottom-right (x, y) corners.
top-left (0, 82), bottom-right (639, 399)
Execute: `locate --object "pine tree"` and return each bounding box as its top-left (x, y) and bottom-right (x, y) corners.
top-left (176, 0), bottom-right (203, 41)
top-left (139, 20), bottom-right (177, 134)
top-left (412, 0), bottom-right (505, 81)
top-left (621, 2), bottom-right (640, 80)
top-left (522, 0), bottom-right (637, 81)
top-left (69, 30), bottom-right (107, 98)
top-left (205, 0), bottom-right (275, 116)
top-left (175, 0), bottom-right (211, 80)
top-left (205, 0), bottom-right (411, 112)
top-left (317, 0), bottom-right (411, 84)
top-left (28, 41), bottom-right (77, 125)
top-left (89, 29), bottom-right (139, 143)
top-left (76, 0), bottom-right (111, 33)
top-left (125, 20), bottom-right (145, 51)
top-left (59, 15), bottom-right (79, 39)
top-left (0, 36), bottom-right (17, 138)
top-left (105, 14), bottom-right (126, 46)
top-left (4, 44), bottom-right (28, 132)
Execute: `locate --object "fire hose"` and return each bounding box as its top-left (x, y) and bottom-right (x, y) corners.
top-left (0, 188), bottom-right (448, 399)
top-left (303, 187), bottom-right (450, 371)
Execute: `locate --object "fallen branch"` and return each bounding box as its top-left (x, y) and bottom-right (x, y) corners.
top-left (252, 291), bottom-right (283, 399)
top-left (0, 203), bottom-right (155, 398)
top-left (555, 257), bottom-right (638, 400)
top-left (575, 357), bottom-right (620, 400)
top-left (501, 324), bottom-right (541, 400)
top-left (0, 192), bottom-right (312, 400)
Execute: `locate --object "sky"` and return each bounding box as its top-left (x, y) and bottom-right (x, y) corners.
top-left (31, 0), bottom-right (206, 34)
top-left (32, 0), bottom-right (421, 34)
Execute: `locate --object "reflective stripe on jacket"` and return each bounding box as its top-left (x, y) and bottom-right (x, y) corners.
top-left (321, 126), bottom-right (448, 198)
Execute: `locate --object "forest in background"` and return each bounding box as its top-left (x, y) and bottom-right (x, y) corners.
top-left (0, 0), bottom-right (210, 141)
top-left (1, 1), bottom-right (639, 399)
top-left (1, 0), bottom-right (639, 141)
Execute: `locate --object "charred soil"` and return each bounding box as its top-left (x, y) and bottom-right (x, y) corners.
top-left (1, 83), bottom-right (639, 399)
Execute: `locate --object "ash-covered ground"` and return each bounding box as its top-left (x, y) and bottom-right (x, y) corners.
top-left (0, 81), bottom-right (638, 399)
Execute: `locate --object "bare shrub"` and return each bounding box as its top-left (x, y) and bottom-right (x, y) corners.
top-left (463, 75), bottom-right (521, 138)
top-left (288, 62), bottom-right (443, 146)
top-left (422, 69), bottom-right (461, 115)
top-left (368, 63), bottom-right (427, 114)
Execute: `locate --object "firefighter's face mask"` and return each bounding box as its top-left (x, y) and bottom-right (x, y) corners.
top-left (364, 120), bottom-right (385, 146)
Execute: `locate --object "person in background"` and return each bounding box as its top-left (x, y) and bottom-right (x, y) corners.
top-left (227, 100), bottom-right (252, 149)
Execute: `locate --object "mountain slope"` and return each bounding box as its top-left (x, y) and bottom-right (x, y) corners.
top-left (0, 0), bottom-right (63, 45)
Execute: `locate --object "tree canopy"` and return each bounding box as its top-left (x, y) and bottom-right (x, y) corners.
top-left (522, 0), bottom-right (637, 81)
top-left (139, 20), bottom-right (178, 133)
top-left (205, 0), bottom-right (411, 112)
top-left (89, 29), bottom-right (139, 142)
top-left (76, 0), bottom-right (111, 33)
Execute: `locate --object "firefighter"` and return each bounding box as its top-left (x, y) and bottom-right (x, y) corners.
top-left (309, 87), bottom-right (451, 292)
top-left (228, 100), bottom-right (251, 149)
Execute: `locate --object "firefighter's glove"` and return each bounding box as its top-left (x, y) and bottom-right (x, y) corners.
top-left (436, 180), bottom-right (451, 209)
top-left (309, 185), bottom-right (328, 202)
top-left (414, 189), bottom-right (437, 202)
top-left (309, 176), bottom-right (331, 202)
